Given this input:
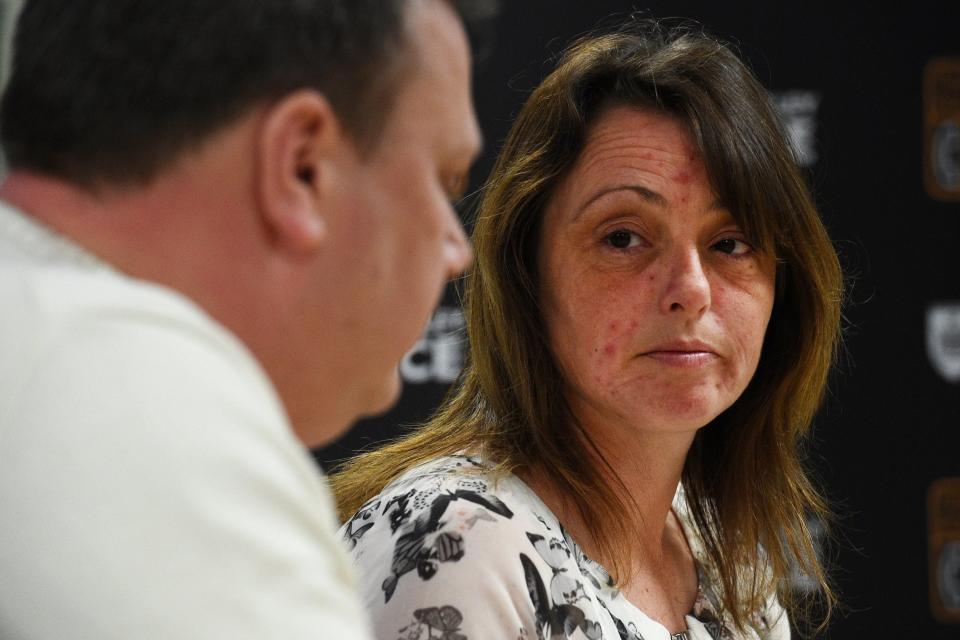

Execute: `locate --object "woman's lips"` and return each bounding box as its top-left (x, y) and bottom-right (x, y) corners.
top-left (642, 350), bottom-right (718, 366)
top-left (640, 340), bottom-right (719, 366)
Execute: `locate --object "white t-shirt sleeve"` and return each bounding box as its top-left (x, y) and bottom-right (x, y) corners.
top-left (0, 295), bottom-right (372, 639)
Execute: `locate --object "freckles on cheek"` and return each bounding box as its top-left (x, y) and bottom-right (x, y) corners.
top-left (589, 340), bottom-right (617, 366)
top-left (585, 323), bottom-right (623, 387)
top-left (591, 314), bottom-right (638, 366)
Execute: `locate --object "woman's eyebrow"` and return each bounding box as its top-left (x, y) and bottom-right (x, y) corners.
top-left (574, 185), bottom-right (667, 221)
top-left (574, 185), bottom-right (729, 221)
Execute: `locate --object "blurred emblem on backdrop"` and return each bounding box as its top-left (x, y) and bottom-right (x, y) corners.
top-left (929, 478), bottom-right (960, 623)
top-left (774, 90), bottom-right (821, 167)
top-left (926, 303), bottom-right (960, 384)
top-left (400, 305), bottom-right (465, 385)
top-left (924, 58), bottom-right (960, 201)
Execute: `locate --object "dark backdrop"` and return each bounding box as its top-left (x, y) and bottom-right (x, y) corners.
top-left (317, 1), bottom-right (960, 636)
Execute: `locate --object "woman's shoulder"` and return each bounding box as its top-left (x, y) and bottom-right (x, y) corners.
top-left (338, 455), bottom-right (619, 639)
top-left (341, 455), bottom-right (544, 568)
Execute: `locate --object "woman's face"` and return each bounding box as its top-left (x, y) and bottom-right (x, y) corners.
top-left (538, 106), bottom-right (776, 435)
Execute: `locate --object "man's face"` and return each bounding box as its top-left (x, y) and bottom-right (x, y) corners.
top-left (313, 1), bottom-right (480, 431)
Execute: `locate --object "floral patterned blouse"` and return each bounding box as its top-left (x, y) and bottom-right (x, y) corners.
top-left (339, 455), bottom-right (790, 640)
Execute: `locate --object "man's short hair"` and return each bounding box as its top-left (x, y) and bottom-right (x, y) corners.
top-left (0, 0), bottom-right (496, 188)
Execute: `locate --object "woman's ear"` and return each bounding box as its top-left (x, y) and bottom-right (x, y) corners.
top-left (256, 90), bottom-right (347, 254)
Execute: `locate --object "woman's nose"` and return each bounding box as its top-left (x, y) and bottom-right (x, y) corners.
top-left (659, 246), bottom-right (711, 317)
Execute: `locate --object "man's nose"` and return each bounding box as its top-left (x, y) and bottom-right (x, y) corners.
top-left (443, 215), bottom-right (473, 280)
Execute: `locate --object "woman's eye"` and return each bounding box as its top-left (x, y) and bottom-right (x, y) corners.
top-left (606, 230), bottom-right (639, 249)
top-left (713, 237), bottom-right (752, 256)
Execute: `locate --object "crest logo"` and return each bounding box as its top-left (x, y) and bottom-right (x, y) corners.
top-left (400, 306), bottom-right (465, 384)
top-left (789, 515), bottom-right (826, 594)
top-left (774, 91), bottom-right (821, 167)
top-left (923, 58), bottom-right (960, 201)
top-left (927, 303), bottom-right (960, 383)
top-left (929, 478), bottom-right (960, 623)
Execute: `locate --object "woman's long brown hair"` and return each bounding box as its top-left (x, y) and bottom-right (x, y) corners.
top-left (330, 20), bottom-right (843, 634)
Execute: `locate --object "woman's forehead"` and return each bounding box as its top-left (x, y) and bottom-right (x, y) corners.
top-left (549, 107), bottom-right (711, 215)
top-left (578, 108), bottom-right (698, 176)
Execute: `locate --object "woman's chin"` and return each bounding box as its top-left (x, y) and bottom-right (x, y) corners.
top-left (630, 388), bottom-right (734, 432)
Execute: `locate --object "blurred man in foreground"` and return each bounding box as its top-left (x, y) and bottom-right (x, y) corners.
top-left (0, 0), bottom-right (489, 637)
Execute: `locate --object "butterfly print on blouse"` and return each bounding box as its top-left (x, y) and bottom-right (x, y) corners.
top-left (520, 553), bottom-right (602, 640)
top-left (343, 519), bottom-right (375, 550)
top-left (596, 599), bottom-right (645, 640)
top-left (384, 489), bottom-right (416, 533)
top-left (395, 605), bottom-right (468, 640)
top-left (382, 489), bottom-right (514, 602)
top-left (342, 497), bottom-right (381, 549)
top-left (531, 514), bottom-right (606, 593)
top-left (697, 608), bottom-right (731, 640)
top-left (526, 533), bottom-right (590, 606)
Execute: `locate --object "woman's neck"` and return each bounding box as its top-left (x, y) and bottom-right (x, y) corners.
top-left (525, 429), bottom-right (693, 558)
top-left (572, 397), bottom-right (696, 548)
top-left (518, 409), bottom-right (701, 632)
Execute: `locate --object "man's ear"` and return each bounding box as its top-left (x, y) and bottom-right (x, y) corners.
top-left (256, 90), bottom-right (349, 254)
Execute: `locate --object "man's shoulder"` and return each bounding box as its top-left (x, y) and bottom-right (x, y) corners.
top-left (4, 250), bottom-right (237, 360)
top-left (1, 239), bottom-right (278, 416)
top-left (0, 218), bottom-right (368, 638)
top-left (0, 200), bottom-right (243, 367)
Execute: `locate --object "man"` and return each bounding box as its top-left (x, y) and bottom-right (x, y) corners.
top-left (0, 0), bottom-right (489, 637)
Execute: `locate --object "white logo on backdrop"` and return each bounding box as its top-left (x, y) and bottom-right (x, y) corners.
top-left (774, 91), bottom-right (821, 167)
top-left (939, 540), bottom-right (960, 611)
top-left (933, 120), bottom-right (960, 190)
top-left (927, 303), bottom-right (960, 384)
top-left (400, 306), bottom-right (465, 384)
top-left (789, 516), bottom-right (826, 593)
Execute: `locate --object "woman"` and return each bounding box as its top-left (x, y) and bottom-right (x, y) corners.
top-left (332, 20), bottom-right (842, 640)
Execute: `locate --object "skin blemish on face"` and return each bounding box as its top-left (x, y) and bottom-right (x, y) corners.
top-left (608, 321), bottom-right (619, 332)
top-left (673, 170), bottom-right (692, 184)
top-left (603, 343), bottom-right (616, 357)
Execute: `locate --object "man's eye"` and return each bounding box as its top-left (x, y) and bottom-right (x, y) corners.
top-left (606, 230), bottom-right (639, 249)
top-left (713, 237), bottom-right (752, 256)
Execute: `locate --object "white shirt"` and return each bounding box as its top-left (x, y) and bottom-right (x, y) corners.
top-left (0, 200), bottom-right (372, 639)
top-left (340, 455), bottom-right (790, 640)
